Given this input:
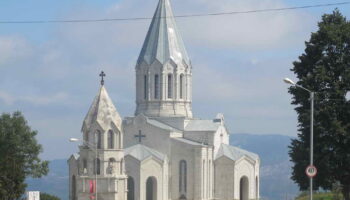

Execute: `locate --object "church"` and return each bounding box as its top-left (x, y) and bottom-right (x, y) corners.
top-left (68, 0), bottom-right (260, 200)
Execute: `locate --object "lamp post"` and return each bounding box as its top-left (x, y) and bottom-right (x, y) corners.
top-left (284, 78), bottom-right (314, 200)
top-left (70, 137), bottom-right (98, 200)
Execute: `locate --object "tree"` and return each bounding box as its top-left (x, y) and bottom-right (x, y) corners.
top-left (40, 193), bottom-right (61, 200)
top-left (0, 112), bottom-right (49, 200)
top-left (288, 9), bottom-right (350, 200)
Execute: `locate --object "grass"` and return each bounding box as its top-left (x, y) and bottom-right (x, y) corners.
top-left (295, 192), bottom-right (343, 200)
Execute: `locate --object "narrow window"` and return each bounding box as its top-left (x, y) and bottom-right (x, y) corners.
top-left (179, 74), bottom-right (184, 99)
top-left (179, 160), bottom-right (187, 194)
top-left (72, 175), bottom-right (77, 200)
top-left (168, 74), bottom-right (173, 98)
top-left (120, 159), bottom-right (124, 174)
top-left (107, 158), bottom-right (116, 174)
top-left (208, 160), bottom-right (211, 198)
top-left (94, 158), bottom-right (101, 175)
top-left (154, 74), bottom-right (159, 99)
top-left (144, 75), bottom-right (148, 100)
top-left (108, 130), bottom-right (114, 149)
top-left (96, 130), bottom-right (102, 149)
top-left (83, 159), bottom-right (87, 174)
top-left (202, 160), bottom-right (205, 197)
top-left (256, 176), bottom-right (259, 199)
top-left (85, 132), bottom-right (89, 143)
top-left (116, 131), bottom-right (120, 149)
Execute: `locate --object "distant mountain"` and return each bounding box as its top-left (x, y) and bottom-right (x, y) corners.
top-left (26, 159), bottom-right (68, 200)
top-left (26, 133), bottom-right (300, 200)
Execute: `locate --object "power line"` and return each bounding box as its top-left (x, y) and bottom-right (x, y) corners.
top-left (0, 1), bottom-right (350, 24)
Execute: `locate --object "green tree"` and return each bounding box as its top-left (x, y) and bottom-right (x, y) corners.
top-left (288, 10), bottom-right (350, 200)
top-left (40, 193), bottom-right (61, 200)
top-left (0, 112), bottom-right (49, 200)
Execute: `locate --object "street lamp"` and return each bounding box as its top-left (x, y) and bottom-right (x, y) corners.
top-left (284, 78), bottom-right (315, 200)
top-left (69, 137), bottom-right (98, 200)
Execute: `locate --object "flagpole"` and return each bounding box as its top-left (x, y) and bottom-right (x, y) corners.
top-left (95, 136), bottom-right (98, 200)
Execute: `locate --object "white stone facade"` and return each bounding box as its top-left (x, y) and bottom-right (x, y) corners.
top-left (69, 0), bottom-right (260, 200)
top-left (68, 86), bottom-right (128, 200)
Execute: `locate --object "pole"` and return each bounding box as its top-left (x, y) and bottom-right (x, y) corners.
top-left (310, 92), bottom-right (314, 200)
top-left (95, 135), bottom-right (98, 200)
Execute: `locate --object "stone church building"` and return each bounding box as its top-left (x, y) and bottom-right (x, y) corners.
top-left (68, 0), bottom-right (260, 200)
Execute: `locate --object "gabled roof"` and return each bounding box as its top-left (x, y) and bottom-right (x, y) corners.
top-left (82, 86), bottom-right (122, 132)
top-left (185, 119), bottom-right (220, 132)
top-left (147, 118), bottom-right (182, 132)
top-left (172, 137), bottom-right (203, 146)
top-left (215, 144), bottom-right (259, 162)
top-left (68, 153), bottom-right (79, 162)
top-left (137, 0), bottom-right (190, 66)
top-left (124, 144), bottom-right (166, 162)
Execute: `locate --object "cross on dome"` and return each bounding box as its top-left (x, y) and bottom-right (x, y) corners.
top-left (99, 71), bottom-right (106, 86)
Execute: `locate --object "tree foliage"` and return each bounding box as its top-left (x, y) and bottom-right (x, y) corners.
top-left (288, 9), bottom-right (350, 200)
top-left (0, 112), bottom-right (49, 200)
top-left (40, 193), bottom-right (61, 200)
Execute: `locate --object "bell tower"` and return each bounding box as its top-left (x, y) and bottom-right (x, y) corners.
top-left (69, 72), bottom-right (128, 200)
top-left (135, 0), bottom-right (193, 118)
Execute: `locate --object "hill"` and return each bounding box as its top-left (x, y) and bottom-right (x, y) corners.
top-left (26, 133), bottom-right (299, 200)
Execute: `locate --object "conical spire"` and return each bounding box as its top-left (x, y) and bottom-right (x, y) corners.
top-left (137, 0), bottom-right (190, 65)
top-left (82, 86), bottom-right (122, 132)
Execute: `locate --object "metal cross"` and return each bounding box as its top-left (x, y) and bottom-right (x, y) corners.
top-left (99, 71), bottom-right (106, 85)
top-left (134, 130), bottom-right (146, 143)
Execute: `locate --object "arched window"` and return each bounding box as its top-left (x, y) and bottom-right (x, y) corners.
top-left (154, 74), bottom-right (159, 99)
top-left (94, 158), bottom-right (101, 175)
top-left (179, 160), bottom-right (187, 194)
top-left (144, 75), bottom-right (148, 100)
top-left (83, 159), bottom-right (87, 174)
top-left (202, 160), bottom-right (205, 197)
top-left (167, 74), bottom-right (173, 98)
top-left (128, 176), bottom-right (135, 200)
top-left (256, 176), bottom-right (259, 199)
top-left (120, 159), bottom-right (124, 174)
top-left (96, 130), bottom-right (102, 149)
top-left (85, 132), bottom-right (89, 143)
top-left (116, 131), bottom-right (120, 149)
top-left (240, 176), bottom-right (249, 200)
top-left (179, 74), bottom-right (184, 99)
top-left (107, 158), bottom-right (116, 174)
top-left (72, 175), bottom-right (77, 200)
top-left (146, 177), bottom-right (157, 200)
top-left (119, 131), bottom-right (122, 148)
top-left (209, 160), bottom-right (211, 197)
top-left (108, 130), bottom-right (114, 149)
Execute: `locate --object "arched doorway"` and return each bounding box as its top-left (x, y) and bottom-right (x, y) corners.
top-left (127, 176), bottom-right (135, 200)
top-left (239, 176), bottom-right (249, 200)
top-left (146, 176), bottom-right (157, 200)
top-left (72, 175), bottom-right (77, 200)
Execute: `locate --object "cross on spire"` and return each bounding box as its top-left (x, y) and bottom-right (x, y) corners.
top-left (134, 130), bottom-right (146, 143)
top-left (99, 71), bottom-right (106, 86)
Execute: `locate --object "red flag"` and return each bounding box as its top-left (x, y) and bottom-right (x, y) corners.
top-left (89, 180), bottom-right (96, 199)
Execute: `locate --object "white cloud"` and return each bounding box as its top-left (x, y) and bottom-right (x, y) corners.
top-left (0, 36), bottom-right (33, 65)
top-left (0, 91), bottom-right (15, 105)
top-left (174, 0), bottom-right (313, 50)
top-left (0, 90), bottom-right (69, 106)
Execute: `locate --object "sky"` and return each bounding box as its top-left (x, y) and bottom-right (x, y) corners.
top-left (1, 0), bottom-right (350, 160)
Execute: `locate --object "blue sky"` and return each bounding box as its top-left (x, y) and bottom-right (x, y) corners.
top-left (1, 0), bottom-right (350, 160)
